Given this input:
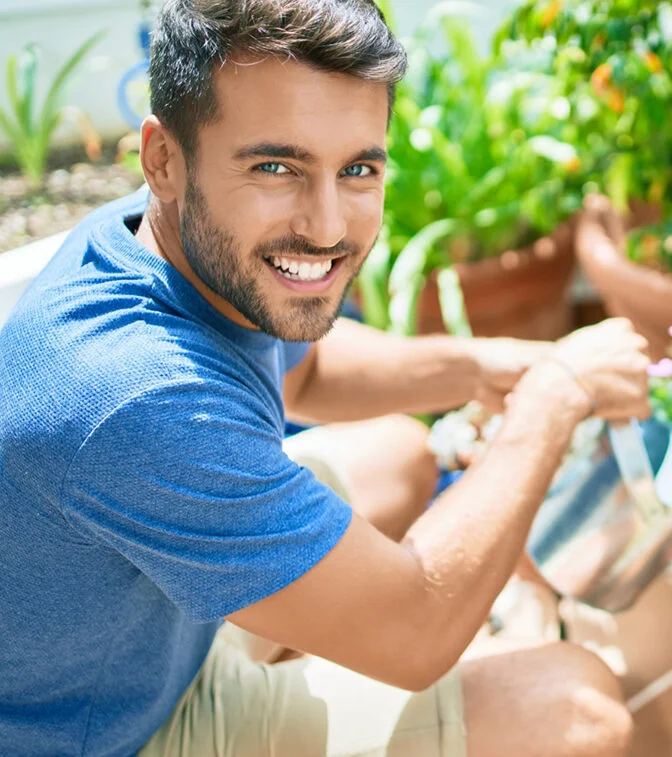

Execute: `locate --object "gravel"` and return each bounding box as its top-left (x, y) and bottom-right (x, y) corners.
top-left (0, 161), bottom-right (145, 254)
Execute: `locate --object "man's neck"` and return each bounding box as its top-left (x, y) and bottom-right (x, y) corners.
top-left (135, 198), bottom-right (254, 330)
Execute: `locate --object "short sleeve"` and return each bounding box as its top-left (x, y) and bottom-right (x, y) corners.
top-left (60, 381), bottom-right (352, 622)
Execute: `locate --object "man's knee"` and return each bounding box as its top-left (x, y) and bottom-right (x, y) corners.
top-left (462, 641), bottom-right (632, 757)
top-left (550, 642), bottom-right (632, 757)
top-left (381, 414), bottom-right (438, 511)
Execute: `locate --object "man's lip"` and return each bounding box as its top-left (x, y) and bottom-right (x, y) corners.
top-left (263, 253), bottom-right (346, 263)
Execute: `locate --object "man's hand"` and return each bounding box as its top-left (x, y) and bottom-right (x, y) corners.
top-left (467, 337), bottom-right (553, 412)
top-left (547, 317), bottom-right (651, 421)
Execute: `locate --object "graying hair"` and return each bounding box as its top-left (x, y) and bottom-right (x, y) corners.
top-left (149, 0), bottom-right (407, 160)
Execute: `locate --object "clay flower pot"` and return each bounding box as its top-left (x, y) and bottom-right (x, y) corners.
top-left (417, 221), bottom-right (576, 340)
top-left (575, 195), bottom-right (672, 361)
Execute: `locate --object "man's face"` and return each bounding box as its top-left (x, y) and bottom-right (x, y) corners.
top-left (178, 57), bottom-right (389, 342)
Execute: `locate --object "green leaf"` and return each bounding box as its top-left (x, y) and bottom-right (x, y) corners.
top-left (39, 31), bottom-right (105, 144)
top-left (5, 54), bottom-right (21, 122)
top-left (437, 266), bottom-right (472, 337)
top-left (389, 273), bottom-right (426, 336)
top-left (17, 45), bottom-right (38, 137)
top-left (389, 219), bottom-right (458, 294)
top-left (0, 105), bottom-right (21, 143)
top-left (357, 233), bottom-right (393, 331)
top-left (605, 152), bottom-right (634, 213)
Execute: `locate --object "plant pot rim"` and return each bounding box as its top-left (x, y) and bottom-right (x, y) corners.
top-left (449, 220), bottom-right (574, 281)
top-left (575, 207), bottom-right (672, 297)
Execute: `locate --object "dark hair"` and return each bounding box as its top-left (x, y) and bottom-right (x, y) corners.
top-left (149, 0), bottom-right (407, 161)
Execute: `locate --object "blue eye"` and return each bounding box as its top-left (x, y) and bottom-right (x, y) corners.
top-left (257, 163), bottom-right (290, 174)
top-left (343, 164), bottom-right (373, 177)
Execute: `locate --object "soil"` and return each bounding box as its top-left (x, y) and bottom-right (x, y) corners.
top-left (0, 150), bottom-right (145, 254)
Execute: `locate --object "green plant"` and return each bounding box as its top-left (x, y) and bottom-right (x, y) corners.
top-left (495, 1), bottom-right (672, 219)
top-left (358, 2), bottom-right (582, 336)
top-left (0, 32), bottom-right (105, 187)
top-left (649, 328), bottom-right (672, 423)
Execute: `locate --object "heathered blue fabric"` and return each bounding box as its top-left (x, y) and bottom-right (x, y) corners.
top-left (0, 189), bottom-right (353, 757)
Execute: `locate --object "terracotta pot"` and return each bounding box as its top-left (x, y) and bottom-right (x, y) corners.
top-left (416, 221), bottom-right (576, 340)
top-left (575, 195), bottom-right (671, 361)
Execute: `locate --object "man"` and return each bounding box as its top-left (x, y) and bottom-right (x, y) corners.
top-left (0, 1), bottom-right (650, 755)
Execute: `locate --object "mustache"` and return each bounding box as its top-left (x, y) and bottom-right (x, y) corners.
top-left (254, 235), bottom-right (359, 259)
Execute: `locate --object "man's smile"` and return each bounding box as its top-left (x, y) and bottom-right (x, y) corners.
top-left (263, 254), bottom-right (345, 292)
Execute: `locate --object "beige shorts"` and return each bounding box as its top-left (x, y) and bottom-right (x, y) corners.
top-left (139, 428), bottom-right (467, 757)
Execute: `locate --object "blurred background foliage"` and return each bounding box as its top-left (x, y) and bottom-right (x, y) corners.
top-left (358, 0), bottom-right (672, 335)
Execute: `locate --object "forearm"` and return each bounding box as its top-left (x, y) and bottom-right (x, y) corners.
top-left (287, 318), bottom-right (479, 423)
top-left (398, 362), bottom-right (587, 684)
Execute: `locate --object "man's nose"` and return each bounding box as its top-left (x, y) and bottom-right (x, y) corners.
top-left (290, 180), bottom-right (347, 250)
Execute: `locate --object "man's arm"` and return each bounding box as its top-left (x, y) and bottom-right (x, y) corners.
top-left (283, 317), bottom-right (550, 423)
top-left (230, 320), bottom-right (650, 691)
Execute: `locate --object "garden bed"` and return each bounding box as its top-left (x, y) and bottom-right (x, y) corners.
top-left (0, 150), bottom-right (144, 254)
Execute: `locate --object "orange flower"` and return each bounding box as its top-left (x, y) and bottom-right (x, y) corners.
top-left (644, 52), bottom-right (663, 74)
top-left (563, 156), bottom-right (582, 173)
top-left (541, 0), bottom-right (561, 27)
top-left (591, 63), bottom-right (612, 94)
top-left (606, 86), bottom-right (625, 113)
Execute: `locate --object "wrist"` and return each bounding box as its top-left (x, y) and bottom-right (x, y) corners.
top-left (439, 336), bottom-right (482, 403)
top-left (511, 360), bottom-right (592, 424)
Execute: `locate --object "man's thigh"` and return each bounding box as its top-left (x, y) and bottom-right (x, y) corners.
top-left (139, 624), bottom-right (466, 757)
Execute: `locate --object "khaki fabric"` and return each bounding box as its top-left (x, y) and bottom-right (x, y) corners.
top-left (140, 624), bottom-right (466, 757)
top-left (139, 430), bottom-right (467, 757)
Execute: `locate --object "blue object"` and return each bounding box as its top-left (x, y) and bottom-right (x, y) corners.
top-left (434, 468), bottom-right (464, 498)
top-left (0, 191), bottom-right (352, 756)
top-left (117, 58), bottom-right (150, 131)
top-left (528, 418), bottom-right (671, 566)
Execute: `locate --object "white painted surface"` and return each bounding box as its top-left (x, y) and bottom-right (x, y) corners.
top-left (0, 232), bottom-right (67, 326)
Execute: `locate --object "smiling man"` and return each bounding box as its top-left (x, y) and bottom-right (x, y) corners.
top-left (0, 1), bottom-right (652, 756)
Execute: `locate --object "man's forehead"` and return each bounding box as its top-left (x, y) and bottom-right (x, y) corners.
top-left (212, 56), bottom-right (389, 125)
top-left (203, 57), bottom-right (389, 161)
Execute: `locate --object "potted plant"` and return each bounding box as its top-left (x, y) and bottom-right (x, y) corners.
top-left (496, 0), bottom-right (672, 357)
top-left (357, 1), bottom-right (583, 340)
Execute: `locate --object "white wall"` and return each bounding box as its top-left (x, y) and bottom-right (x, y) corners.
top-left (0, 0), bottom-right (517, 154)
top-left (0, 0), bottom-right (146, 151)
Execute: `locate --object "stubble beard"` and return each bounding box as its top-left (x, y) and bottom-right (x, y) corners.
top-left (180, 177), bottom-right (361, 342)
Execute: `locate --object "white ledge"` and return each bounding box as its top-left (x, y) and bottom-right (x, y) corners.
top-left (0, 232), bottom-right (68, 325)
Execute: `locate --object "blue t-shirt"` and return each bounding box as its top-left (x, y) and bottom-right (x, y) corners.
top-left (0, 189), bottom-right (352, 757)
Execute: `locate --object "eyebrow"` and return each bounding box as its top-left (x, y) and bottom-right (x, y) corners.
top-left (233, 142), bottom-right (388, 165)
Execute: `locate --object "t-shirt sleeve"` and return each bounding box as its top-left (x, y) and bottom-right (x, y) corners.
top-left (60, 382), bottom-right (352, 622)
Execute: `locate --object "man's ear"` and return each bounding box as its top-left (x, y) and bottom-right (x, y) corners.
top-left (139, 116), bottom-right (186, 203)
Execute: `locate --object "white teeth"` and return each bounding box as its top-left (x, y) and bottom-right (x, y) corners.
top-left (267, 256), bottom-right (336, 282)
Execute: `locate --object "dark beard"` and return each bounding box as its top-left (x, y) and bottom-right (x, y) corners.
top-left (180, 178), bottom-right (360, 342)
